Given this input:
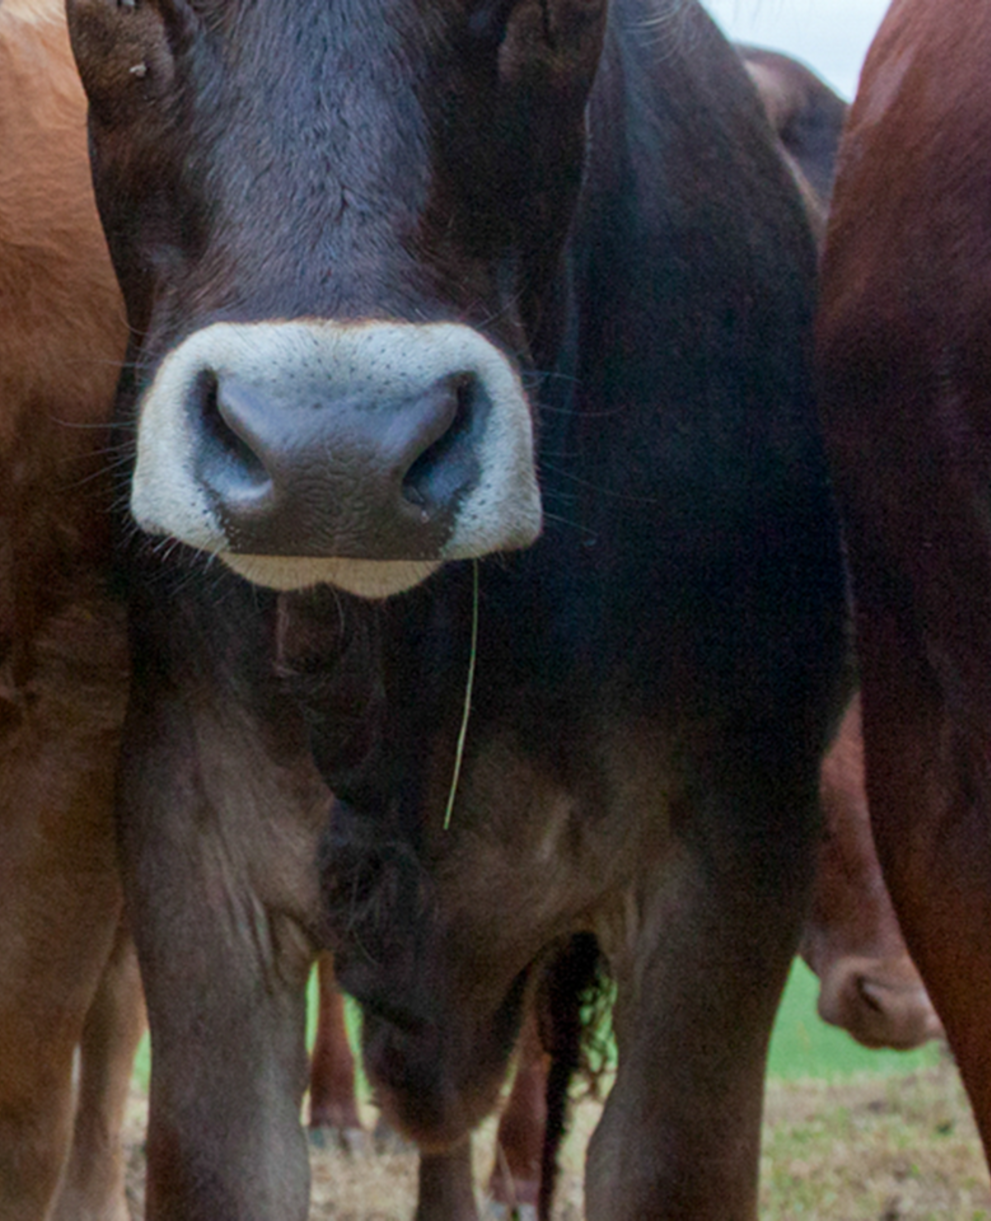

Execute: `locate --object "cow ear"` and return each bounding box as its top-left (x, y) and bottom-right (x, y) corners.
top-left (66, 0), bottom-right (176, 123)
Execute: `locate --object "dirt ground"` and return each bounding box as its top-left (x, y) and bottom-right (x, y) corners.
top-left (122, 1053), bottom-right (991, 1219)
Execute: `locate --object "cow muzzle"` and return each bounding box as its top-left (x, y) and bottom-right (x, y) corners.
top-left (131, 320), bottom-right (542, 597)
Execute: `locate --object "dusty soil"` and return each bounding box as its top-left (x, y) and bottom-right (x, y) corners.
top-left (122, 1053), bottom-right (991, 1219)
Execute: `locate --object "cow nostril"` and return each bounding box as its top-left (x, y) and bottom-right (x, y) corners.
top-left (196, 371), bottom-right (268, 485)
top-left (401, 374), bottom-right (478, 512)
top-left (856, 976), bottom-right (886, 1015)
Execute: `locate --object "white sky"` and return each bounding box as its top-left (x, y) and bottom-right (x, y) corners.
top-left (702, 0), bottom-right (892, 100)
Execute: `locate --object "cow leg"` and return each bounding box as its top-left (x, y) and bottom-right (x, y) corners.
top-left (0, 656), bottom-right (124, 1220)
top-left (308, 951), bottom-right (365, 1148)
top-left (50, 919), bottom-right (145, 1221)
top-left (858, 609), bottom-right (991, 1155)
top-left (415, 1141), bottom-right (479, 1221)
top-left (117, 626), bottom-right (330, 1221)
top-left (0, 860), bottom-right (119, 1221)
top-left (586, 750), bottom-right (819, 1220)
top-left (487, 1010), bottom-right (546, 1215)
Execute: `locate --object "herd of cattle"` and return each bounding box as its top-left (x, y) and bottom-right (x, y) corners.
top-left (0, 0), bottom-right (984, 1217)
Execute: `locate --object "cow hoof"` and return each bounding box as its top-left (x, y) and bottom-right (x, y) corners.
top-left (484, 1203), bottom-right (538, 1221)
top-left (308, 1125), bottom-right (371, 1156)
top-left (373, 1116), bottom-right (414, 1154)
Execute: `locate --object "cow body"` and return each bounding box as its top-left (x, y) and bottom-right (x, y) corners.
top-left (65, 0), bottom-right (848, 1216)
top-left (817, 0), bottom-right (991, 1160)
top-left (0, 3), bottom-right (141, 1218)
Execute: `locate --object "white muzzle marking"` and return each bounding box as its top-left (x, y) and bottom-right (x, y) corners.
top-left (131, 318), bottom-right (542, 598)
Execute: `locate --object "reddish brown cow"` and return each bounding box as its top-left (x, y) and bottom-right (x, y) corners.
top-left (0, 2), bottom-right (139, 1217)
top-left (733, 49), bottom-right (940, 1052)
top-left (308, 953), bottom-right (364, 1141)
top-left (802, 696), bottom-right (942, 1050)
top-left (817, 0), bottom-right (991, 1160)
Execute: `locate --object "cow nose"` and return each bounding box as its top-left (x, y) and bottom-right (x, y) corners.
top-left (818, 957), bottom-right (944, 1051)
top-left (192, 369), bottom-right (481, 559)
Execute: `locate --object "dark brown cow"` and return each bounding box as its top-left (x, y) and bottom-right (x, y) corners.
top-left (65, 0), bottom-right (849, 1218)
top-left (817, 0), bottom-right (991, 1161)
top-left (0, 1), bottom-right (140, 1218)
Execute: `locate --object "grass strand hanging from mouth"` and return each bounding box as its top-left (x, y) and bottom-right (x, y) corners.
top-left (444, 559), bottom-right (479, 831)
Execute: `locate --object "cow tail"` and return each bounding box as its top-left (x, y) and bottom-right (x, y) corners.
top-left (537, 933), bottom-right (606, 1221)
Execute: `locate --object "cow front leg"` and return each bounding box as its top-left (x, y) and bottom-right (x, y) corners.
top-left (0, 681), bottom-right (124, 1221)
top-left (118, 683), bottom-right (330, 1221)
top-left (587, 757), bottom-right (820, 1220)
top-left (308, 951), bottom-right (365, 1149)
top-left (50, 918), bottom-right (145, 1221)
top-left (415, 1141), bottom-right (479, 1221)
top-left (487, 1010), bottom-right (546, 1216)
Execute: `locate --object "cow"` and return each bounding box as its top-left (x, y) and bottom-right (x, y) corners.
top-left (801, 695), bottom-right (943, 1050)
top-left (817, 0), bottom-right (991, 1164)
top-left (0, 1), bottom-right (139, 1217)
top-left (52, 921), bottom-right (146, 1221)
top-left (308, 953), bottom-right (364, 1142)
top-left (737, 45), bottom-right (849, 217)
top-left (64, 0), bottom-right (850, 1215)
top-left (727, 50), bottom-right (941, 1052)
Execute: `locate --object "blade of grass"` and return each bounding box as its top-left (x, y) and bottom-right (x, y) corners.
top-left (444, 559), bottom-right (479, 831)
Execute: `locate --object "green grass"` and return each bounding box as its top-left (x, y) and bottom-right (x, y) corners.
top-left (130, 956), bottom-right (941, 1096)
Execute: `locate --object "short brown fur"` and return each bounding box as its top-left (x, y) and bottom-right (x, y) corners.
top-left (0, 3), bottom-right (139, 1217)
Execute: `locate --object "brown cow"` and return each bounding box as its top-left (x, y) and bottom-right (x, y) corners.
top-left (817, 0), bottom-right (991, 1162)
top-left (734, 48), bottom-right (941, 1053)
top-left (802, 696), bottom-right (943, 1050)
top-left (63, 0), bottom-right (851, 1213)
top-left (0, 2), bottom-right (139, 1217)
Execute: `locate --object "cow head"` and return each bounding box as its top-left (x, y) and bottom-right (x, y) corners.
top-left (800, 697), bottom-right (944, 1051)
top-left (66, 0), bottom-right (608, 597)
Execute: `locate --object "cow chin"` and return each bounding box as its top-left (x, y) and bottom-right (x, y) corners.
top-left (220, 552), bottom-right (442, 599)
top-left (360, 1014), bottom-right (505, 1153)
